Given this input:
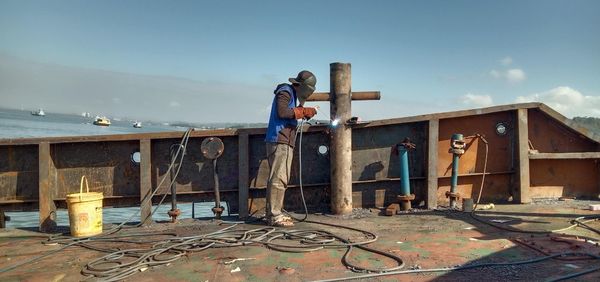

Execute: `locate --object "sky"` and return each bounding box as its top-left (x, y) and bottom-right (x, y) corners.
top-left (0, 0), bottom-right (599, 122)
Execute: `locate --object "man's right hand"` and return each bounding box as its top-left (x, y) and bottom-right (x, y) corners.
top-left (293, 107), bottom-right (317, 119)
top-left (302, 107), bottom-right (317, 119)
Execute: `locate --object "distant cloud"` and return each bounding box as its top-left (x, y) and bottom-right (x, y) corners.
top-left (112, 97), bottom-right (121, 104)
top-left (505, 69), bottom-right (526, 84)
top-left (490, 56), bottom-right (526, 84)
top-left (169, 101), bottom-right (181, 107)
top-left (515, 86), bottom-right (600, 117)
top-left (461, 93), bottom-right (494, 108)
top-left (500, 56), bottom-right (513, 66)
top-left (489, 70), bottom-right (501, 79)
top-left (489, 68), bottom-right (526, 84)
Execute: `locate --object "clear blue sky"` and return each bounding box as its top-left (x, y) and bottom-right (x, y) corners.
top-left (1, 0), bottom-right (599, 122)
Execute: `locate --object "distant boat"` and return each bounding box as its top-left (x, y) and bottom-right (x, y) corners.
top-left (93, 116), bottom-right (111, 126)
top-left (133, 121), bottom-right (142, 128)
top-left (81, 112), bottom-right (91, 118)
top-left (31, 109), bottom-right (45, 116)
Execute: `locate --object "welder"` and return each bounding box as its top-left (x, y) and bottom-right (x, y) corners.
top-left (264, 70), bottom-right (317, 227)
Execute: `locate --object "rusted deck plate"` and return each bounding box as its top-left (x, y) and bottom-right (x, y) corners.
top-left (2, 201), bottom-right (600, 281)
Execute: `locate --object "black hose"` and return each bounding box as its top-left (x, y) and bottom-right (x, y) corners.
top-left (312, 252), bottom-right (600, 282)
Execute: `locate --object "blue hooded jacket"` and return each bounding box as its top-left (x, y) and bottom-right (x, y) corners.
top-left (265, 84), bottom-right (297, 143)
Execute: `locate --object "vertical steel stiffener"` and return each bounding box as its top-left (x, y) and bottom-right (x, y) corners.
top-left (447, 133), bottom-right (465, 209)
top-left (396, 138), bottom-right (416, 211)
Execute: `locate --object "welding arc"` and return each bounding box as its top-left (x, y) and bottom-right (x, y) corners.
top-left (0, 128), bottom-right (194, 274)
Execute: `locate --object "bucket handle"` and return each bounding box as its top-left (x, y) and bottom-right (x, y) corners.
top-left (80, 175), bottom-right (90, 200)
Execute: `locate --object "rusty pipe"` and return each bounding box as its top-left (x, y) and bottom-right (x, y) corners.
top-left (307, 91), bottom-right (380, 102)
top-left (168, 144), bottom-right (182, 222)
top-left (211, 159), bottom-right (224, 219)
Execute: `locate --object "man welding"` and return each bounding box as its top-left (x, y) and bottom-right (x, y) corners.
top-left (265, 70), bottom-right (317, 227)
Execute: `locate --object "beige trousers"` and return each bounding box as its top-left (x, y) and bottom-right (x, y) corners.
top-left (266, 142), bottom-right (294, 218)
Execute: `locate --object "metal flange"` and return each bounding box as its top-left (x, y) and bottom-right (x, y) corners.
top-left (167, 209), bottom-right (181, 223)
top-left (445, 191), bottom-right (461, 200)
top-left (397, 194), bottom-right (416, 201)
top-left (212, 206), bottom-right (224, 219)
top-left (449, 148), bottom-right (465, 155)
top-left (397, 194), bottom-right (415, 211)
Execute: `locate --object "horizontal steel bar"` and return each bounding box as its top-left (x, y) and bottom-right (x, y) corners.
top-left (529, 152), bottom-right (600, 159)
top-left (306, 91), bottom-right (381, 102)
top-left (437, 171), bottom-right (515, 179)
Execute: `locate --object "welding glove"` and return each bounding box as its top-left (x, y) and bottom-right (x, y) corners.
top-left (293, 107), bottom-right (317, 120)
top-left (302, 107), bottom-right (317, 119)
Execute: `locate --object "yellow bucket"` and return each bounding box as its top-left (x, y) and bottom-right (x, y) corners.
top-left (66, 176), bottom-right (103, 237)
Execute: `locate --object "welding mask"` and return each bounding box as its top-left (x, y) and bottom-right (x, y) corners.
top-left (289, 70), bottom-right (316, 106)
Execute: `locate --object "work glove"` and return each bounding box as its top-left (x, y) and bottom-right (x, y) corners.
top-left (302, 107), bottom-right (317, 119)
top-left (293, 107), bottom-right (317, 119)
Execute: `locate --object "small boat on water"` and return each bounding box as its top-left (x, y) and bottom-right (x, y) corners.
top-left (93, 116), bottom-right (111, 126)
top-left (81, 112), bottom-right (91, 118)
top-left (133, 121), bottom-right (142, 128)
top-left (31, 109), bottom-right (45, 116)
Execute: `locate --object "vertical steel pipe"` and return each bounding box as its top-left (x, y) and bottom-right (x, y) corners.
top-left (211, 158), bottom-right (224, 219)
top-left (330, 62), bottom-right (353, 215)
top-left (448, 133), bottom-right (464, 209)
top-left (397, 138), bottom-right (416, 211)
top-left (399, 145), bottom-right (411, 196)
top-left (167, 145), bottom-right (181, 222)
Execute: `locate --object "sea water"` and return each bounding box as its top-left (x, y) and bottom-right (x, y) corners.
top-left (0, 108), bottom-right (228, 228)
top-left (0, 107), bottom-right (182, 139)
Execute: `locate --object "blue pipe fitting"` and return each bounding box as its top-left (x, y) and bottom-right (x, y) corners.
top-left (395, 138), bottom-right (416, 211)
top-left (447, 134), bottom-right (465, 209)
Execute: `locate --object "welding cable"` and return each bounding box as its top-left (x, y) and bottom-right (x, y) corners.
top-left (547, 264), bottom-right (600, 281)
top-left (279, 118), bottom-right (310, 223)
top-left (79, 224), bottom-right (403, 281)
top-left (295, 118), bottom-right (309, 222)
top-left (311, 252), bottom-right (600, 282)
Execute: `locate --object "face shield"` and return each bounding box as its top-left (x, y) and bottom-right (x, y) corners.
top-left (296, 83), bottom-right (316, 106)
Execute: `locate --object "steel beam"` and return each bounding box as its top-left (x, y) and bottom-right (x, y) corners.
top-left (140, 139), bottom-right (152, 225)
top-left (307, 91), bottom-right (380, 102)
top-left (427, 119), bottom-right (439, 209)
top-left (38, 142), bottom-right (56, 232)
top-left (238, 132), bottom-right (249, 219)
top-left (516, 109), bottom-right (531, 203)
top-left (529, 152), bottom-right (600, 159)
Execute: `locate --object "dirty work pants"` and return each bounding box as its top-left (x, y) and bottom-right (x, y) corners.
top-left (266, 142), bottom-right (294, 219)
